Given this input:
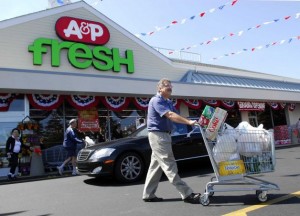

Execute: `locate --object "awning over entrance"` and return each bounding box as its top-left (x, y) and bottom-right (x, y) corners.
top-left (180, 70), bottom-right (300, 92)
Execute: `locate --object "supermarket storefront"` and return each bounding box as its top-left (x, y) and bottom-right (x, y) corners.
top-left (1, 1), bottom-right (300, 175)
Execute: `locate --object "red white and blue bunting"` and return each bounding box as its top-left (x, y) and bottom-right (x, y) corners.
top-left (279, 103), bottom-right (286, 109)
top-left (210, 35), bottom-right (300, 61)
top-left (169, 12), bottom-right (300, 55)
top-left (0, 93), bottom-right (18, 111)
top-left (171, 98), bottom-right (181, 110)
top-left (133, 97), bottom-right (150, 110)
top-left (27, 94), bottom-right (64, 111)
top-left (220, 100), bottom-right (236, 109)
top-left (289, 103), bottom-right (296, 111)
top-left (66, 95), bottom-right (100, 110)
top-left (267, 102), bottom-right (280, 110)
top-left (181, 99), bottom-right (202, 109)
top-left (135, 0), bottom-right (238, 38)
top-left (100, 96), bottom-right (130, 112)
top-left (203, 99), bottom-right (220, 107)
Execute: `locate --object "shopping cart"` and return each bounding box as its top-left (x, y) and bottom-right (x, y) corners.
top-left (196, 124), bottom-right (280, 206)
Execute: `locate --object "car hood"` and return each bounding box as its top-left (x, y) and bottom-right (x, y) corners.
top-left (85, 136), bottom-right (147, 150)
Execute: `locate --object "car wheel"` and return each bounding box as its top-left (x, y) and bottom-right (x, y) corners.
top-left (114, 152), bottom-right (144, 183)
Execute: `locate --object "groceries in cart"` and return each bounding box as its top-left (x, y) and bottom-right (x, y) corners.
top-left (199, 105), bottom-right (274, 176)
top-left (197, 105), bottom-right (279, 206)
top-left (198, 105), bottom-right (228, 140)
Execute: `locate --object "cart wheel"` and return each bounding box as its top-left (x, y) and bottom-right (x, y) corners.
top-left (256, 190), bottom-right (268, 202)
top-left (200, 195), bottom-right (210, 206)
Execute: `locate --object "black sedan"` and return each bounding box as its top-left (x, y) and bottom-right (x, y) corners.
top-left (76, 123), bottom-right (208, 183)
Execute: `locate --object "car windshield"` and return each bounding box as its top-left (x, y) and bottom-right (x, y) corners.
top-left (130, 126), bottom-right (148, 137)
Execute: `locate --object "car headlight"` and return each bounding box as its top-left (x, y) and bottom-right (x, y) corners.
top-left (90, 148), bottom-right (116, 162)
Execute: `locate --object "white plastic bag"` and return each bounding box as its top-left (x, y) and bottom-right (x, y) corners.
top-left (84, 136), bottom-right (95, 148)
top-left (237, 133), bottom-right (263, 157)
top-left (213, 133), bottom-right (239, 163)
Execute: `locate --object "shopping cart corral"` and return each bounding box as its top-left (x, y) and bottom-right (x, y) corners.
top-left (196, 124), bottom-right (280, 206)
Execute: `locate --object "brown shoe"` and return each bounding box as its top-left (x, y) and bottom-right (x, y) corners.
top-left (183, 193), bottom-right (201, 204)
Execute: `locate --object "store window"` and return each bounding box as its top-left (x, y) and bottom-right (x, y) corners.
top-left (29, 107), bottom-right (64, 149)
top-left (0, 95), bottom-right (26, 170)
top-left (249, 105), bottom-right (287, 130)
top-left (110, 107), bottom-right (146, 140)
top-left (8, 97), bottom-right (25, 111)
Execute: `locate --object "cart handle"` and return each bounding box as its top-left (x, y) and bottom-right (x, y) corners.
top-left (186, 123), bottom-right (201, 138)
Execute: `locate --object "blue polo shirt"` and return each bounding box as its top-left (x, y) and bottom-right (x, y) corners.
top-left (147, 93), bottom-right (177, 132)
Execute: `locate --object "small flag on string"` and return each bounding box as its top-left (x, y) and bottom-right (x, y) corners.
top-left (48, 0), bottom-right (72, 8)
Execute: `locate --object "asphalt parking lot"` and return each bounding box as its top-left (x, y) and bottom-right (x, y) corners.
top-left (0, 146), bottom-right (299, 216)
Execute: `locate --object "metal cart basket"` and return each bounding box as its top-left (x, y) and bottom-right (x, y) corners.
top-left (198, 124), bottom-right (280, 206)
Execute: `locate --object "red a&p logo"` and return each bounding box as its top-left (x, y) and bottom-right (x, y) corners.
top-left (55, 16), bottom-right (110, 45)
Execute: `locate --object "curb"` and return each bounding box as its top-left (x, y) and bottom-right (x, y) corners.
top-left (0, 172), bottom-right (75, 185)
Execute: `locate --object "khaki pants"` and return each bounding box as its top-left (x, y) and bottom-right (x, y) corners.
top-left (142, 131), bottom-right (193, 199)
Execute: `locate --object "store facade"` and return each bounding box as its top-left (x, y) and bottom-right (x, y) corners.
top-left (1, 1), bottom-right (300, 175)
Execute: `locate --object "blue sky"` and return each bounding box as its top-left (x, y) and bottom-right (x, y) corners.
top-left (0, 0), bottom-right (299, 79)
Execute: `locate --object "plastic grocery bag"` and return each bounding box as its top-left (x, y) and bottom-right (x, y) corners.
top-left (236, 122), bottom-right (271, 156)
top-left (84, 136), bottom-right (95, 148)
top-left (237, 133), bottom-right (263, 157)
top-left (213, 133), bottom-right (239, 163)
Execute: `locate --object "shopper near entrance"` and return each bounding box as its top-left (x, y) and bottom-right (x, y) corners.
top-left (6, 128), bottom-right (28, 180)
top-left (142, 78), bottom-right (201, 204)
top-left (57, 119), bottom-right (83, 176)
top-left (112, 124), bottom-right (123, 139)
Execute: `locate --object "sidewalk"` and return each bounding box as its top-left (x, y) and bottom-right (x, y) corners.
top-left (0, 171), bottom-right (75, 185)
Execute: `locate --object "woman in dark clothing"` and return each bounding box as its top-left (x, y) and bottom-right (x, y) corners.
top-left (6, 128), bottom-right (26, 180)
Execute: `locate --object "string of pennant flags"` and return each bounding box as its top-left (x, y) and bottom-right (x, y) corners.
top-left (208, 35), bottom-right (300, 61)
top-left (168, 11), bottom-right (300, 55)
top-left (135, 0), bottom-right (239, 38)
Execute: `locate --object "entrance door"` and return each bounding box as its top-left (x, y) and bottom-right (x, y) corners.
top-left (0, 97), bottom-right (27, 174)
top-left (248, 111), bottom-right (258, 127)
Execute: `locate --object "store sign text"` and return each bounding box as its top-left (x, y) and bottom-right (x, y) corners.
top-left (237, 101), bottom-right (265, 111)
top-left (28, 38), bottom-right (134, 73)
top-left (55, 17), bottom-right (110, 45)
top-left (28, 17), bottom-right (135, 73)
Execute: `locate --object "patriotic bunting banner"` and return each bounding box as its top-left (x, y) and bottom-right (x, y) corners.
top-left (100, 96), bottom-right (130, 112)
top-left (133, 97), bottom-right (150, 110)
top-left (0, 93), bottom-right (18, 111)
top-left (279, 103), bottom-right (286, 109)
top-left (267, 102), bottom-right (280, 110)
top-left (203, 99), bottom-right (220, 107)
top-left (169, 12), bottom-right (300, 54)
top-left (181, 99), bottom-right (202, 109)
top-left (27, 94), bottom-right (64, 110)
top-left (210, 35), bottom-right (300, 61)
top-left (171, 98), bottom-right (181, 110)
top-left (135, 0), bottom-right (238, 38)
top-left (66, 95), bottom-right (100, 110)
top-left (220, 100), bottom-right (236, 109)
top-left (48, 0), bottom-right (72, 8)
top-left (288, 103), bottom-right (295, 111)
